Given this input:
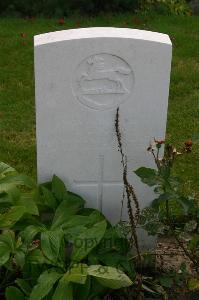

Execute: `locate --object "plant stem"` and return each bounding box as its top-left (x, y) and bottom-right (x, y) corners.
top-left (115, 107), bottom-right (141, 265)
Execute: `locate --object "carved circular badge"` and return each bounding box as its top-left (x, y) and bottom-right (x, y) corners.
top-left (72, 53), bottom-right (134, 110)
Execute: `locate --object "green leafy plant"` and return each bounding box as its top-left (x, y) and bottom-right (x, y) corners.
top-left (135, 139), bottom-right (199, 274)
top-left (0, 162), bottom-right (134, 299)
top-left (1, 135), bottom-right (198, 299)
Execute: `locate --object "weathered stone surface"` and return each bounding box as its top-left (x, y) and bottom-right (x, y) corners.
top-left (34, 28), bottom-right (172, 246)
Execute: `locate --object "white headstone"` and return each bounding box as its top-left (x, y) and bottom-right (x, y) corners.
top-left (34, 28), bottom-right (172, 228)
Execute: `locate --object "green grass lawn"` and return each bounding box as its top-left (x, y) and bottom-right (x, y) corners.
top-left (0, 14), bottom-right (198, 196)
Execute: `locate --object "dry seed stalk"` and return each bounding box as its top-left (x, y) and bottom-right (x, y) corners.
top-left (115, 107), bottom-right (141, 263)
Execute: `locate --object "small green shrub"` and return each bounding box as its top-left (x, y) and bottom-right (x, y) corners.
top-left (0, 162), bottom-right (134, 299)
top-left (135, 140), bottom-right (199, 273)
top-left (0, 135), bottom-right (198, 299)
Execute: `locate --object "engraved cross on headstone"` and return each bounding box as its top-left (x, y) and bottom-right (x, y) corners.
top-left (73, 155), bottom-right (124, 211)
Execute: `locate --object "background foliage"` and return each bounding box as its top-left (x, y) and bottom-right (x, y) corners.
top-left (0, 0), bottom-right (139, 16)
top-left (140, 0), bottom-right (191, 15)
top-left (0, 0), bottom-right (192, 16)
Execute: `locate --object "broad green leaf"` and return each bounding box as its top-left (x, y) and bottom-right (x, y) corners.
top-left (89, 278), bottom-right (107, 299)
top-left (20, 225), bottom-right (42, 245)
top-left (6, 186), bottom-right (21, 203)
top-left (15, 193), bottom-right (39, 215)
top-left (29, 270), bottom-right (62, 300)
top-left (0, 174), bottom-right (35, 188)
top-left (51, 193), bottom-right (85, 229)
top-left (74, 277), bottom-right (91, 300)
top-left (88, 252), bottom-right (99, 265)
top-left (52, 175), bottom-right (67, 202)
top-left (31, 187), bottom-right (41, 206)
top-left (41, 186), bottom-right (57, 210)
top-left (13, 214), bottom-right (44, 232)
top-left (63, 263), bottom-right (88, 284)
top-left (79, 208), bottom-right (96, 216)
top-left (5, 286), bottom-right (25, 300)
top-left (0, 162), bottom-right (16, 177)
top-left (151, 192), bottom-right (177, 208)
top-left (66, 192), bottom-right (85, 207)
top-left (52, 281), bottom-right (73, 300)
top-left (15, 249), bottom-right (26, 268)
top-left (0, 230), bottom-right (15, 252)
top-left (99, 253), bottom-right (136, 280)
top-left (97, 227), bottom-right (129, 255)
top-left (0, 193), bottom-right (12, 205)
top-left (177, 196), bottom-right (193, 214)
top-left (0, 206), bottom-right (26, 229)
top-left (71, 220), bottom-right (107, 262)
top-left (65, 225), bottom-right (87, 243)
top-left (0, 182), bottom-right (16, 194)
top-left (16, 278), bottom-right (32, 296)
top-left (87, 210), bottom-right (106, 226)
top-left (62, 215), bottom-right (90, 230)
top-left (88, 265), bottom-right (133, 289)
top-left (41, 228), bottom-right (64, 261)
top-left (134, 167), bottom-right (158, 186)
top-left (27, 249), bottom-right (51, 265)
top-left (0, 241), bottom-right (10, 265)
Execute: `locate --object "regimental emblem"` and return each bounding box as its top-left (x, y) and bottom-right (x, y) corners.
top-left (72, 53), bottom-right (134, 110)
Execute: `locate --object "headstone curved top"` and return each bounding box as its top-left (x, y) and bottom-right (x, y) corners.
top-left (34, 27), bottom-right (172, 237)
top-left (34, 27), bottom-right (171, 46)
